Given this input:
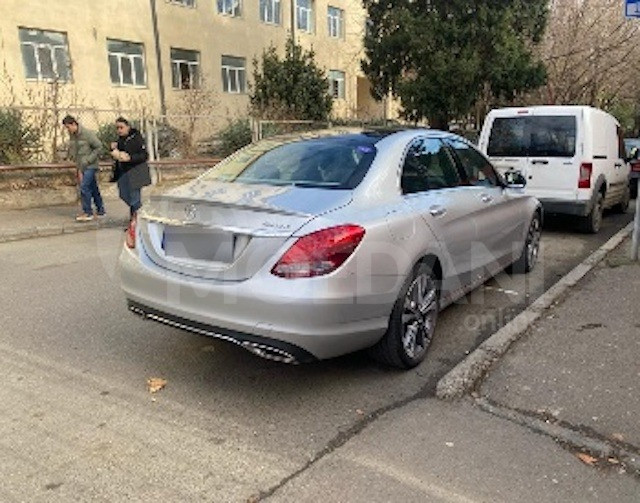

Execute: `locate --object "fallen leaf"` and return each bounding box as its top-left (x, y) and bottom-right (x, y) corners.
top-left (607, 458), bottom-right (620, 465)
top-left (356, 409), bottom-right (365, 416)
top-left (147, 377), bottom-right (167, 394)
top-left (576, 452), bottom-right (597, 466)
top-left (611, 433), bottom-right (625, 442)
top-left (445, 442), bottom-right (454, 448)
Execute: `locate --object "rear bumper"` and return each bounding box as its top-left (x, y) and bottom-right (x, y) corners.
top-left (128, 300), bottom-right (317, 363)
top-left (119, 242), bottom-right (399, 361)
top-left (539, 199), bottom-right (590, 217)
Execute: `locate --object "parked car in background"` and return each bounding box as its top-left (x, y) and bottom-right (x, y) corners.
top-left (623, 138), bottom-right (640, 199)
top-left (120, 129), bottom-right (542, 369)
top-left (478, 106), bottom-right (631, 233)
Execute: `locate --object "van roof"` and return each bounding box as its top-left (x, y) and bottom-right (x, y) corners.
top-left (489, 105), bottom-right (598, 114)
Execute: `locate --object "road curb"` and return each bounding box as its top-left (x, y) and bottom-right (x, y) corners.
top-left (435, 222), bottom-right (634, 400)
top-left (0, 218), bottom-right (129, 244)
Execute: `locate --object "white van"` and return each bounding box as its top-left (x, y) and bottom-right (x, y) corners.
top-left (478, 106), bottom-right (630, 233)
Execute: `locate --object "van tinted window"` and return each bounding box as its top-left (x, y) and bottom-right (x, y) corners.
top-left (487, 116), bottom-right (577, 158)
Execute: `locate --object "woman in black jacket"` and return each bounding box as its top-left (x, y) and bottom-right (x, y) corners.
top-left (110, 117), bottom-right (152, 220)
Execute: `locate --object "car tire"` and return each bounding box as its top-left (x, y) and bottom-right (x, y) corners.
top-left (581, 192), bottom-right (604, 234)
top-left (613, 184), bottom-right (630, 214)
top-left (368, 262), bottom-right (439, 369)
top-left (510, 212), bottom-right (542, 274)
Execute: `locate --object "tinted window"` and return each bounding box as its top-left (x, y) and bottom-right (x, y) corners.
top-left (204, 135), bottom-right (378, 189)
top-left (447, 139), bottom-right (498, 187)
top-left (487, 116), bottom-right (577, 158)
top-left (401, 138), bottom-right (461, 194)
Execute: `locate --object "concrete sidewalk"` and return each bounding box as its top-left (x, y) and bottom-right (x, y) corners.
top-left (0, 196), bottom-right (130, 243)
top-left (266, 240), bottom-right (640, 501)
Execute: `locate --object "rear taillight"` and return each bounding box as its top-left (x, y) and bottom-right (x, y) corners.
top-left (631, 161), bottom-right (640, 172)
top-left (578, 162), bottom-right (592, 189)
top-left (271, 224), bottom-right (365, 279)
top-left (125, 218), bottom-right (137, 249)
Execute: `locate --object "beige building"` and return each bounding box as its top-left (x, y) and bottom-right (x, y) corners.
top-left (0, 0), bottom-right (390, 126)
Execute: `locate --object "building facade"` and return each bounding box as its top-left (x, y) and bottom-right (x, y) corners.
top-left (0, 0), bottom-right (389, 125)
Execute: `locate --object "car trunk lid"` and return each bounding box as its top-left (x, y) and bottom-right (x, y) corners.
top-left (138, 179), bottom-right (352, 281)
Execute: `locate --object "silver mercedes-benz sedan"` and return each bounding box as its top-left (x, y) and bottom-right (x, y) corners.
top-left (120, 129), bottom-right (542, 368)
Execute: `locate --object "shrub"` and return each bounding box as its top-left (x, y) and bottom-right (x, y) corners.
top-left (0, 109), bottom-right (41, 164)
top-left (217, 119), bottom-right (252, 157)
top-left (96, 123), bottom-right (118, 160)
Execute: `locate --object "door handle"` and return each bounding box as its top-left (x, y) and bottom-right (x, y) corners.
top-left (614, 163), bottom-right (623, 168)
top-left (531, 160), bottom-right (549, 165)
top-left (480, 194), bottom-right (493, 203)
top-left (428, 206), bottom-right (447, 217)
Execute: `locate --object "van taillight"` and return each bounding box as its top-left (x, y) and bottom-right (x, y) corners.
top-left (578, 163), bottom-right (592, 189)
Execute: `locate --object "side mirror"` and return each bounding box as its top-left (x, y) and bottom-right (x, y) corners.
top-left (504, 170), bottom-right (527, 188)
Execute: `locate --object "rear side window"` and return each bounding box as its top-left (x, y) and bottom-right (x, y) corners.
top-left (447, 139), bottom-right (498, 187)
top-left (401, 138), bottom-right (461, 194)
top-left (487, 116), bottom-right (577, 158)
top-left (205, 134), bottom-right (378, 189)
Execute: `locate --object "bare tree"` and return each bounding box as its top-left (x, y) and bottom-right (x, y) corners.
top-left (535, 0), bottom-right (640, 107)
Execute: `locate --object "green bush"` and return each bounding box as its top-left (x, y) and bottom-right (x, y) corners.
top-left (0, 109), bottom-right (41, 164)
top-left (217, 119), bottom-right (252, 157)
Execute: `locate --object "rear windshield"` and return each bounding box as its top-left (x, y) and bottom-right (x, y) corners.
top-left (204, 134), bottom-right (379, 189)
top-left (487, 116), bottom-right (577, 158)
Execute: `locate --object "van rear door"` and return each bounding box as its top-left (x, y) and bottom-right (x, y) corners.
top-left (483, 111), bottom-right (579, 201)
top-left (482, 110), bottom-right (531, 186)
top-left (527, 110), bottom-right (579, 201)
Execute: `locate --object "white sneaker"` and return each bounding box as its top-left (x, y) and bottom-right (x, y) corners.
top-left (76, 214), bottom-right (94, 222)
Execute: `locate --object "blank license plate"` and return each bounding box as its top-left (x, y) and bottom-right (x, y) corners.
top-left (162, 226), bottom-right (234, 263)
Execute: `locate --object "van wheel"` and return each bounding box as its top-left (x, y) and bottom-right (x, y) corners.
top-left (613, 185), bottom-right (630, 213)
top-left (510, 212), bottom-right (542, 274)
top-left (582, 192), bottom-right (604, 234)
top-left (369, 263), bottom-right (439, 369)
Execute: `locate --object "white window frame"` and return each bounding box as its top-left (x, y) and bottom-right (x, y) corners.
top-left (171, 49), bottom-right (200, 89)
top-left (260, 0), bottom-right (281, 24)
top-left (327, 6), bottom-right (344, 39)
top-left (107, 40), bottom-right (146, 87)
top-left (218, 0), bottom-right (241, 16)
top-left (168, 0), bottom-right (196, 7)
top-left (221, 56), bottom-right (246, 94)
top-left (19, 28), bottom-right (71, 82)
top-left (329, 70), bottom-right (345, 99)
top-left (296, 0), bottom-right (314, 33)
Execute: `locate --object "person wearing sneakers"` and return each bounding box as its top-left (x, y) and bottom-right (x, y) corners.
top-left (62, 115), bottom-right (105, 222)
top-left (110, 117), bottom-right (151, 221)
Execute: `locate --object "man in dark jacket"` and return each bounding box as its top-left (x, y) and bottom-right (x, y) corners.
top-left (110, 117), bottom-right (151, 220)
top-left (63, 115), bottom-right (105, 221)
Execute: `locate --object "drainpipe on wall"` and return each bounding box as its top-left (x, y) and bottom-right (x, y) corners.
top-left (290, 0), bottom-right (296, 43)
top-left (150, 0), bottom-right (167, 116)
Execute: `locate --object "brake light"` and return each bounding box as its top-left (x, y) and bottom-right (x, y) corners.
top-left (578, 162), bottom-right (592, 189)
top-left (631, 161), bottom-right (640, 172)
top-left (271, 224), bottom-right (365, 279)
top-left (125, 217), bottom-right (137, 249)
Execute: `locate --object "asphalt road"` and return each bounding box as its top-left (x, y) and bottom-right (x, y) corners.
top-left (0, 208), bottom-right (633, 502)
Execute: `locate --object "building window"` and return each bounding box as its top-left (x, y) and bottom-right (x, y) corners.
top-left (329, 70), bottom-right (345, 99)
top-left (297, 0), bottom-right (314, 33)
top-left (19, 28), bottom-right (72, 82)
top-left (168, 0), bottom-right (195, 7)
top-left (171, 48), bottom-right (200, 89)
top-left (221, 56), bottom-right (246, 94)
top-left (107, 40), bottom-right (146, 87)
top-left (260, 0), bottom-right (280, 24)
top-left (327, 6), bottom-right (344, 38)
top-left (218, 0), bottom-right (241, 16)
